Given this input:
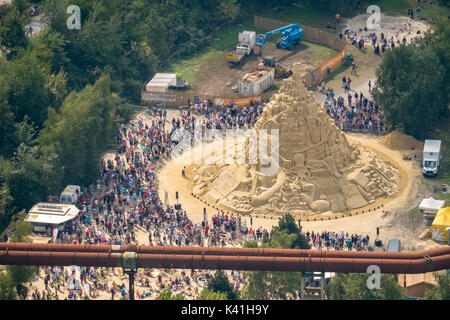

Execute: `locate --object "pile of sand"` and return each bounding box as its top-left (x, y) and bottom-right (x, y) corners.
top-left (379, 130), bottom-right (423, 151)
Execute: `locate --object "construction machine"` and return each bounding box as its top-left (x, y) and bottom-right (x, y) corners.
top-left (263, 56), bottom-right (293, 79)
top-left (256, 24), bottom-right (303, 50)
top-left (226, 31), bottom-right (260, 67)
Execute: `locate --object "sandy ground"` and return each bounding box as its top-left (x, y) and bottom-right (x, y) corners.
top-left (314, 14), bottom-right (430, 104)
top-left (26, 13), bottom-right (440, 301)
top-left (158, 129), bottom-right (438, 251)
top-left (342, 13), bottom-right (429, 43)
top-left (27, 109), bottom-right (244, 300)
top-left (26, 14), bottom-right (45, 36)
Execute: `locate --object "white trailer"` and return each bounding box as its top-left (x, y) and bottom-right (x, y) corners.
top-left (423, 139), bottom-right (441, 177)
top-left (238, 67), bottom-right (274, 97)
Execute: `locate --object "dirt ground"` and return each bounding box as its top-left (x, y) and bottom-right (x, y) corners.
top-left (342, 13), bottom-right (429, 42)
top-left (314, 14), bottom-right (430, 104)
top-left (188, 40), bottom-right (336, 98)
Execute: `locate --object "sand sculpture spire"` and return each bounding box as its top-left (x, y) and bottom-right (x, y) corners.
top-left (186, 74), bottom-right (400, 217)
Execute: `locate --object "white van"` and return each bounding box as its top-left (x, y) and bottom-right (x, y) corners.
top-left (423, 140), bottom-right (441, 177)
top-left (60, 185), bottom-right (81, 204)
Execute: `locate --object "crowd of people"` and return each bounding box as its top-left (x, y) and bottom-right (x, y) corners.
top-left (27, 71), bottom-right (384, 299)
top-left (320, 81), bottom-right (385, 134)
top-left (188, 97), bottom-right (266, 130)
top-left (30, 104), bottom-right (270, 299)
top-left (306, 231), bottom-right (371, 251)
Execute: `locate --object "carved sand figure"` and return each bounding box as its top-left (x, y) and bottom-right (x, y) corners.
top-left (185, 73), bottom-right (400, 217)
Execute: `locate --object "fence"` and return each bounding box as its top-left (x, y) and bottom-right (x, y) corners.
top-left (254, 15), bottom-right (349, 88)
top-left (339, 123), bottom-right (386, 136)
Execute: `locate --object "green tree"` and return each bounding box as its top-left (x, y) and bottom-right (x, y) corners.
top-left (218, 0), bottom-right (240, 23)
top-left (0, 175), bottom-right (15, 233)
top-left (0, 271), bottom-right (16, 300)
top-left (270, 214), bottom-right (311, 249)
top-left (0, 97), bottom-right (16, 157)
top-left (327, 273), bottom-right (406, 300)
top-left (5, 49), bottom-right (51, 126)
top-left (0, 9), bottom-right (28, 58)
top-left (40, 75), bottom-right (116, 185)
top-left (373, 44), bottom-right (447, 139)
top-left (6, 213), bottom-right (35, 300)
top-left (424, 273), bottom-right (450, 300)
top-left (421, 17), bottom-right (450, 99)
top-left (31, 28), bottom-right (69, 75)
top-left (207, 270), bottom-right (239, 300)
top-left (242, 214), bottom-right (310, 300)
top-left (12, 0), bottom-right (29, 15)
top-left (156, 289), bottom-right (185, 300)
top-left (5, 121), bottom-right (62, 211)
top-left (197, 288), bottom-right (228, 300)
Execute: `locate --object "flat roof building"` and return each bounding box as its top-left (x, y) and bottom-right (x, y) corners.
top-left (26, 203), bottom-right (79, 233)
top-left (238, 67), bottom-right (274, 97)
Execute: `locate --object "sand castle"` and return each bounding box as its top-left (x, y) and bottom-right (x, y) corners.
top-left (185, 73), bottom-right (400, 217)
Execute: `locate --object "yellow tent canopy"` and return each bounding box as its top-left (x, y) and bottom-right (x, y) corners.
top-left (431, 207), bottom-right (450, 242)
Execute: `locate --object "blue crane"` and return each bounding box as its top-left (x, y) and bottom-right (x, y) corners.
top-left (256, 23), bottom-right (303, 50)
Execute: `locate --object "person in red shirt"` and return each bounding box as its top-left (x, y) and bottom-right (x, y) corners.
top-left (205, 225), bottom-right (209, 236)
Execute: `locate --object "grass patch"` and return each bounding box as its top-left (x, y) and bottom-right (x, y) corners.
top-left (436, 193), bottom-right (450, 207)
top-left (302, 40), bottom-right (337, 62)
top-left (164, 1), bottom-right (449, 85)
top-left (164, 17), bottom-right (265, 84)
top-left (165, 48), bottom-right (226, 85)
top-left (209, 18), bottom-right (266, 52)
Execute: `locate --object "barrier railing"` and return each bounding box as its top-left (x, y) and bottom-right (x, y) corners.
top-left (254, 15), bottom-right (349, 88)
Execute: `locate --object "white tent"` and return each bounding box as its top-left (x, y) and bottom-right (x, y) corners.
top-left (145, 73), bottom-right (177, 93)
top-left (418, 198), bottom-right (445, 212)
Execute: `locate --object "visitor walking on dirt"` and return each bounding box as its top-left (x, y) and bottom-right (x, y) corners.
top-left (351, 62), bottom-right (357, 75)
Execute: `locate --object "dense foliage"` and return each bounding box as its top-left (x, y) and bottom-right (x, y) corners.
top-left (0, 213), bottom-right (35, 300)
top-left (326, 273), bottom-right (406, 300)
top-left (206, 270), bottom-right (239, 300)
top-left (241, 214), bottom-right (311, 300)
top-left (424, 273), bottom-right (450, 300)
top-left (373, 18), bottom-right (449, 139)
top-left (197, 288), bottom-right (228, 300)
top-left (0, 0), bottom-right (246, 234)
top-left (156, 289), bottom-right (185, 300)
top-left (40, 0), bottom-right (241, 102)
top-left (40, 75), bottom-right (117, 185)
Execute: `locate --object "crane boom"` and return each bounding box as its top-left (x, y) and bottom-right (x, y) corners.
top-left (256, 23), bottom-right (303, 50)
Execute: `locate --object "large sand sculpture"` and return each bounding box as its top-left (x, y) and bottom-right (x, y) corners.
top-left (185, 74), bottom-right (400, 217)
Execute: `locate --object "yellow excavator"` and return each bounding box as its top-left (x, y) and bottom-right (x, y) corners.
top-left (263, 56), bottom-right (293, 79)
